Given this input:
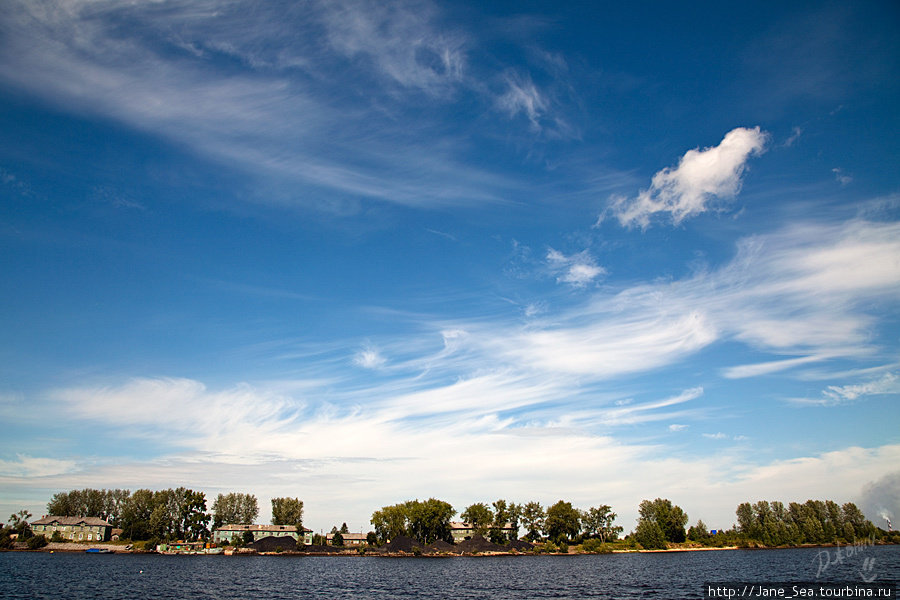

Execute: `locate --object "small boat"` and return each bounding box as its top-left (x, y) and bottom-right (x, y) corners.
top-left (85, 548), bottom-right (113, 553)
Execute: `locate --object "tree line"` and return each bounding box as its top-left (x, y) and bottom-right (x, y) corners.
top-left (7, 488), bottom-right (891, 550)
top-left (41, 488), bottom-right (303, 542)
top-left (370, 498), bottom-right (622, 545)
top-left (632, 497), bottom-right (882, 550)
top-left (733, 499), bottom-right (876, 546)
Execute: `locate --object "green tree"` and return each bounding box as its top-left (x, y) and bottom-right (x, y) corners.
top-left (638, 498), bottom-right (687, 543)
top-left (842, 502), bottom-right (872, 539)
top-left (7, 510), bottom-right (32, 538)
top-left (120, 489), bottom-right (155, 540)
top-left (405, 498), bottom-right (455, 544)
top-left (212, 493), bottom-right (259, 529)
top-left (461, 503), bottom-right (493, 537)
top-left (634, 519), bottom-right (667, 549)
top-left (271, 497), bottom-right (304, 529)
top-left (507, 502), bottom-right (522, 540)
top-left (544, 500), bottom-right (581, 543)
top-left (332, 531), bottom-right (344, 546)
top-left (687, 519), bottom-right (710, 542)
top-left (583, 505), bottom-right (622, 542)
top-left (736, 502), bottom-right (754, 536)
top-left (371, 504), bottom-right (409, 543)
top-left (173, 488), bottom-right (209, 540)
top-left (521, 501), bottom-right (545, 542)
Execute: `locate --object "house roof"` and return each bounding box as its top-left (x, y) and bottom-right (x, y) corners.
top-left (450, 521), bottom-right (514, 530)
top-left (326, 532), bottom-right (368, 540)
top-left (32, 516), bottom-right (112, 527)
top-left (215, 524), bottom-right (312, 533)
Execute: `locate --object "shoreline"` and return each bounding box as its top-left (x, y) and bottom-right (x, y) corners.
top-left (8, 539), bottom-right (894, 557)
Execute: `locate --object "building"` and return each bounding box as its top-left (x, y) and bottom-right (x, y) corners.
top-left (212, 524), bottom-right (313, 546)
top-left (450, 521), bottom-right (517, 543)
top-left (31, 516), bottom-right (112, 542)
top-left (325, 532), bottom-right (368, 547)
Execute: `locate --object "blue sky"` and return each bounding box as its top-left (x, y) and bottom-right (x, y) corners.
top-left (1, 0), bottom-right (898, 534)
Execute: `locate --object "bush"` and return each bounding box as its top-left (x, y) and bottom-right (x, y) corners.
top-left (51, 531), bottom-right (64, 543)
top-left (27, 535), bottom-right (48, 550)
top-left (581, 538), bottom-right (612, 553)
top-left (534, 541), bottom-right (558, 554)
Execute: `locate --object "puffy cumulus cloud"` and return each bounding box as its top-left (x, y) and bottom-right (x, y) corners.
top-left (607, 127), bottom-right (768, 228)
top-left (546, 248), bottom-right (606, 287)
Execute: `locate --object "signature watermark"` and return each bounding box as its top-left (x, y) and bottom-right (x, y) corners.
top-left (814, 534), bottom-right (878, 582)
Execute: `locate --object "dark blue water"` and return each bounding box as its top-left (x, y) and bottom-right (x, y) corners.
top-left (1, 546), bottom-right (897, 599)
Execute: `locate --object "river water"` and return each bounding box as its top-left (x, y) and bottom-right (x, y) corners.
top-left (1, 545), bottom-right (897, 599)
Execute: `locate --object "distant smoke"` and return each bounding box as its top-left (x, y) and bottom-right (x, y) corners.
top-left (858, 471), bottom-right (900, 529)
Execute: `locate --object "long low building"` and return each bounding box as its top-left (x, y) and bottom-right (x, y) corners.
top-left (31, 516), bottom-right (112, 542)
top-left (212, 524), bottom-right (313, 545)
top-left (325, 532), bottom-right (368, 546)
top-left (450, 521), bottom-right (517, 543)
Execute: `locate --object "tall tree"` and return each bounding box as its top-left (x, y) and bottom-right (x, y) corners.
top-left (371, 504), bottom-right (409, 543)
top-left (634, 519), bottom-right (667, 549)
top-left (521, 501), bottom-right (545, 542)
top-left (490, 499), bottom-right (510, 544)
top-left (544, 500), bottom-right (581, 543)
top-left (406, 498), bottom-right (455, 544)
top-left (120, 489), bottom-right (155, 540)
top-left (582, 505), bottom-right (622, 542)
top-left (461, 503), bottom-right (493, 537)
top-left (271, 497), bottom-right (304, 529)
top-left (212, 493), bottom-right (259, 529)
top-left (638, 498), bottom-right (687, 543)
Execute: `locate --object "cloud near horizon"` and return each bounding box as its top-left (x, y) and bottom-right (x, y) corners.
top-left (4, 216), bottom-right (897, 528)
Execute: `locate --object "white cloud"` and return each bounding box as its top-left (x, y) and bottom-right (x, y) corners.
top-left (722, 355), bottom-right (829, 379)
top-left (0, 0), bottom-right (518, 210)
top-left (354, 346), bottom-right (387, 369)
top-left (496, 71), bottom-right (549, 131)
top-left (669, 424), bottom-right (688, 432)
top-left (832, 167), bottom-right (852, 185)
top-left (546, 248), bottom-right (606, 287)
top-left (784, 126), bottom-right (803, 147)
top-left (319, 0), bottom-right (465, 92)
top-left (791, 372), bottom-right (900, 406)
top-left (607, 127), bottom-right (768, 228)
top-left (9, 374), bottom-right (899, 531)
top-left (0, 454), bottom-right (77, 478)
top-left (703, 432), bottom-right (728, 440)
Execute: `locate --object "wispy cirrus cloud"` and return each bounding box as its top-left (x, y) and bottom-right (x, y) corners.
top-left (605, 127), bottom-right (768, 228)
top-left (790, 372), bottom-right (900, 407)
top-left (12, 372), bottom-right (900, 529)
top-left (0, 0), bottom-right (538, 210)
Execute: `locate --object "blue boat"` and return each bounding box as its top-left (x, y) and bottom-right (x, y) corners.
top-left (85, 548), bottom-right (112, 553)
